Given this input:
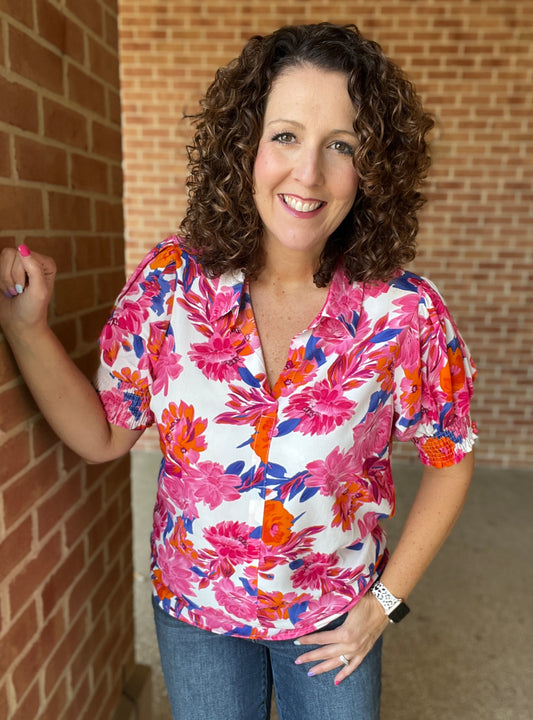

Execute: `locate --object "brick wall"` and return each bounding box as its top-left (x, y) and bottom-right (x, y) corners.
top-left (0, 2), bottom-right (135, 719)
top-left (118, 0), bottom-right (533, 467)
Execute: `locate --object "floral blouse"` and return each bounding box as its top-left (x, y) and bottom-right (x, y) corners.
top-left (95, 236), bottom-right (477, 640)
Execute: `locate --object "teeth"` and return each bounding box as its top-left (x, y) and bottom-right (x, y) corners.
top-left (282, 195), bottom-right (323, 213)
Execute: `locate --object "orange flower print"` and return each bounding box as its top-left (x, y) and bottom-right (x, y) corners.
top-left (262, 500), bottom-right (294, 546)
top-left (149, 243), bottom-right (182, 270)
top-left (331, 481), bottom-right (374, 532)
top-left (161, 401), bottom-right (208, 466)
top-left (440, 347), bottom-right (466, 400)
top-left (400, 366), bottom-right (421, 419)
top-left (275, 346), bottom-right (318, 397)
top-left (251, 412), bottom-right (276, 464)
top-left (419, 436), bottom-right (457, 468)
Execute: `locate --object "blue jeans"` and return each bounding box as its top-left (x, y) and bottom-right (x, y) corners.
top-left (153, 596), bottom-right (382, 720)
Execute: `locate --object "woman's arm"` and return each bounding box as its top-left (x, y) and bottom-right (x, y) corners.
top-left (377, 450), bottom-right (474, 600)
top-left (0, 246), bottom-right (141, 463)
top-left (294, 451), bottom-right (475, 684)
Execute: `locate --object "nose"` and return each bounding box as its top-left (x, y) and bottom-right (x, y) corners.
top-left (292, 146), bottom-right (324, 187)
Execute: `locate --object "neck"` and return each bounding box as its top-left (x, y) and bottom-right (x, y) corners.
top-left (257, 247), bottom-right (322, 290)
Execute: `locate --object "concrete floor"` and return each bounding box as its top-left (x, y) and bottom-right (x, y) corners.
top-left (131, 452), bottom-right (532, 720)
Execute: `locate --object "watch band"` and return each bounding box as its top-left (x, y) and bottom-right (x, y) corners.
top-left (371, 580), bottom-right (410, 623)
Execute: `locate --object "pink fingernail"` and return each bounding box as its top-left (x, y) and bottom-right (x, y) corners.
top-left (18, 244), bottom-right (31, 257)
top-left (334, 679), bottom-right (341, 686)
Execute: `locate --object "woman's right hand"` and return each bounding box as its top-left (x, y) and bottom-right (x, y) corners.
top-left (0, 245), bottom-right (57, 335)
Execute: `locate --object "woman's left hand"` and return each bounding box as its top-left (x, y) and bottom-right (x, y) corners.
top-left (294, 592), bottom-right (389, 685)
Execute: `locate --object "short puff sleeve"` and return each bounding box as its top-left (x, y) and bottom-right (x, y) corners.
top-left (94, 237), bottom-right (182, 430)
top-left (392, 278), bottom-right (477, 467)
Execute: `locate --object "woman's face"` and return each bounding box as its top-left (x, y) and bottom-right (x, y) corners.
top-left (253, 64), bottom-right (359, 267)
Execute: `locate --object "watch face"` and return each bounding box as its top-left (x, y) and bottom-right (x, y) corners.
top-left (389, 602), bottom-right (410, 623)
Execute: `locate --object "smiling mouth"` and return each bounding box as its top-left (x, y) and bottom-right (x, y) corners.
top-left (281, 194), bottom-right (325, 213)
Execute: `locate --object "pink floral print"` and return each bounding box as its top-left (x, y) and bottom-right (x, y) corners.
top-left (95, 237), bottom-right (477, 640)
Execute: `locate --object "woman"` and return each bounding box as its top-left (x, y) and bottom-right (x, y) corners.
top-left (0, 23), bottom-right (476, 720)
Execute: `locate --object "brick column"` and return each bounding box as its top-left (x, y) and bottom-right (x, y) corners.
top-left (0, 2), bottom-right (146, 719)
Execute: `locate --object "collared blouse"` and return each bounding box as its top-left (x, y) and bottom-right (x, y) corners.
top-left (95, 237), bottom-right (477, 640)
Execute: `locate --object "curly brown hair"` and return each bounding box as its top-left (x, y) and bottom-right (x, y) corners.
top-left (180, 23), bottom-right (434, 287)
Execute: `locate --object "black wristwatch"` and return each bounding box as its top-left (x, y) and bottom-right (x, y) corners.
top-left (371, 580), bottom-right (410, 623)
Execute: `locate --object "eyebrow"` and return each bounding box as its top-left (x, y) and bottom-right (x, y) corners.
top-left (266, 118), bottom-right (357, 137)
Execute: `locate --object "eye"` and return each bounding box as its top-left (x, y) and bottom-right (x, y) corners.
top-left (271, 132), bottom-right (296, 144)
top-left (330, 140), bottom-right (355, 156)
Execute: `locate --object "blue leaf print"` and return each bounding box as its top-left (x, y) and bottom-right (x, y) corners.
top-left (266, 462), bottom-right (287, 478)
top-left (300, 486), bottom-right (320, 502)
top-left (368, 389), bottom-right (390, 413)
top-left (288, 601), bottom-right (309, 625)
top-left (389, 271), bottom-right (418, 292)
top-left (133, 334), bottom-right (144, 359)
top-left (276, 418), bottom-right (300, 436)
top-left (239, 577), bottom-right (258, 596)
top-left (226, 461), bottom-right (245, 476)
top-left (347, 542), bottom-right (364, 551)
top-left (237, 366), bottom-right (262, 387)
top-left (304, 335), bottom-right (326, 365)
top-left (370, 328), bottom-right (403, 344)
top-left (227, 625), bottom-right (253, 637)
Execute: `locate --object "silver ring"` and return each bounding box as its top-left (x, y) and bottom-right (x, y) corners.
top-left (339, 654), bottom-right (350, 666)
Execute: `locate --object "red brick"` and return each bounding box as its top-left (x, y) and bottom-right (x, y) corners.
top-left (0, 684), bottom-right (8, 720)
top-left (92, 121), bottom-right (122, 160)
top-left (48, 191), bottom-right (91, 231)
top-left (11, 681), bottom-right (40, 720)
top-left (37, 0), bottom-right (85, 63)
top-left (42, 540), bottom-right (85, 618)
top-left (31, 416), bottom-right (60, 458)
top-left (67, 64), bottom-right (106, 116)
top-left (0, 184), bottom-right (43, 229)
top-left (3, 451), bottom-right (58, 528)
top-left (68, 550), bottom-right (105, 621)
top-left (41, 677), bottom-right (69, 720)
top-left (80, 305), bottom-right (113, 344)
top-left (71, 153), bottom-right (109, 193)
top-left (43, 98), bottom-right (88, 150)
top-left (87, 497), bottom-right (119, 557)
top-left (104, 8), bottom-right (119, 50)
top-left (94, 200), bottom-right (124, 233)
top-left (9, 531), bottom-right (62, 611)
top-left (2, 0), bottom-right (34, 28)
top-left (9, 25), bottom-right (63, 94)
top-left (63, 674), bottom-right (90, 718)
top-left (0, 131), bottom-right (11, 177)
top-left (0, 382), bottom-right (39, 436)
top-left (0, 601), bottom-right (38, 676)
top-left (0, 516), bottom-right (32, 581)
top-left (37, 472), bottom-right (83, 539)
top-left (108, 87), bottom-right (122, 125)
top-left (12, 607), bottom-right (66, 701)
top-left (97, 268), bottom-right (126, 304)
top-left (74, 236), bottom-right (114, 271)
top-left (0, 429), bottom-right (31, 484)
top-left (15, 136), bottom-right (68, 186)
top-left (66, 0), bottom-right (103, 37)
top-left (89, 36), bottom-right (120, 86)
top-left (44, 611), bottom-right (87, 695)
top-left (23, 235), bottom-right (74, 274)
top-left (65, 483), bottom-right (103, 548)
top-left (54, 273), bottom-right (96, 316)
